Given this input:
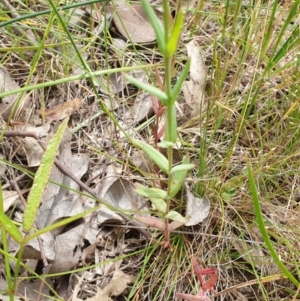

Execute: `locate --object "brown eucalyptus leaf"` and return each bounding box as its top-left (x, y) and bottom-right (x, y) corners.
top-left (111, 1), bottom-right (161, 43)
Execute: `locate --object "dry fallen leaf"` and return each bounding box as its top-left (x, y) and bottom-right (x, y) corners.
top-left (49, 223), bottom-right (85, 273)
top-left (102, 178), bottom-right (147, 210)
top-left (17, 123), bottom-right (50, 167)
top-left (2, 190), bottom-right (20, 212)
top-left (0, 153), bottom-right (7, 177)
top-left (36, 130), bottom-right (89, 230)
top-left (0, 67), bottom-right (30, 121)
top-left (84, 270), bottom-right (135, 301)
top-left (37, 99), bottom-right (82, 121)
top-left (110, 1), bottom-right (161, 43)
top-left (185, 184), bottom-right (210, 226)
top-left (23, 232), bottom-right (56, 261)
top-left (132, 91), bottom-right (153, 124)
top-left (182, 39), bottom-right (207, 118)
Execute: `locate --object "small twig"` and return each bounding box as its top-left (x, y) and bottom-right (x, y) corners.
top-left (3, 130), bottom-right (154, 241)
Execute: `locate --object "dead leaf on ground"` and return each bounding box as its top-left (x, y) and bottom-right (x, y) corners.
top-left (16, 123), bottom-right (50, 167)
top-left (2, 190), bottom-right (20, 212)
top-left (73, 270), bottom-right (135, 301)
top-left (22, 231), bottom-right (56, 261)
top-left (185, 184), bottom-right (210, 226)
top-left (110, 1), bottom-right (161, 43)
top-left (182, 39), bottom-right (207, 118)
top-left (100, 72), bottom-right (127, 95)
top-left (36, 99), bottom-right (82, 121)
top-left (36, 130), bottom-right (89, 230)
top-left (101, 177), bottom-right (147, 211)
top-left (132, 91), bottom-right (153, 124)
top-left (49, 222), bottom-right (85, 274)
top-left (0, 67), bottom-right (30, 121)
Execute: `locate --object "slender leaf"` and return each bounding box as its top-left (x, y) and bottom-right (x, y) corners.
top-left (23, 118), bottom-right (69, 232)
top-left (158, 141), bottom-right (174, 148)
top-left (0, 212), bottom-right (22, 243)
top-left (136, 185), bottom-right (168, 200)
top-left (167, 10), bottom-right (183, 57)
top-left (170, 156), bottom-right (191, 197)
top-left (171, 59), bottom-right (190, 104)
top-left (125, 75), bottom-right (168, 104)
top-left (247, 161), bottom-right (299, 287)
top-left (133, 139), bottom-right (169, 174)
top-left (165, 210), bottom-right (187, 223)
top-left (170, 163), bottom-right (195, 175)
top-left (149, 198), bottom-right (167, 214)
top-left (141, 0), bottom-right (165, 54)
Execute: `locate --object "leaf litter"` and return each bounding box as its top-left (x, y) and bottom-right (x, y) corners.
top-left (0, 0), bottom-right (298, 300)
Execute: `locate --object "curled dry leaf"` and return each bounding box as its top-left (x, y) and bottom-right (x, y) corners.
top-left (185, 184), bottom-right (210, 226)
top-left (110, 1), bottom-right (161, 43)
top-left (36, 99), bottom-right (82, 121)
top-left (17, 123), bottom-right (50, 167)
top-left (182, 39), bottom-right (207, 118)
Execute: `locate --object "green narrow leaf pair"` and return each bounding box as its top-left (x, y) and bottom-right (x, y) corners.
top-left (170, 156), bottom-right (193, 197)
top-left (23, 118), bottom-right (69, 232)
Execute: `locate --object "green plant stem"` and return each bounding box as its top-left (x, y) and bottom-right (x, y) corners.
top-left (0, 64), bottom-right (158, 99)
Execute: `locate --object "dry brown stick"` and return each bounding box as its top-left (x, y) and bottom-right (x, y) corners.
top-left (3, 130), bottom-right (154, 241)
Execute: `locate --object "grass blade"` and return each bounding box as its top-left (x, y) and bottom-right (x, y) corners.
top-left (247, 161), bottom-right (299, 287)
